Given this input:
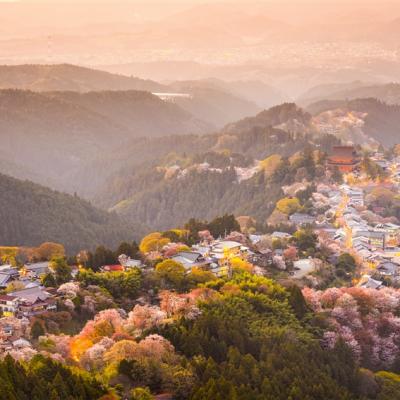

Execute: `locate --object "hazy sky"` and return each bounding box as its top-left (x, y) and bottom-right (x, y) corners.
top-left (2, 0), bottom-right (398, 21)
top-left (1, 0), bottom-right (399, 71)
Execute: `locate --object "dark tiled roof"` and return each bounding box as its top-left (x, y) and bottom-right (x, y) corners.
top-left (0, 295), bottom-right (17, 301)
top-left (330, 146), bottom-right (357, 159)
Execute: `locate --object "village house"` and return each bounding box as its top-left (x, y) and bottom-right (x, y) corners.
top-left (12, 338), bottom-right (32, 349)
top-left (376, 261), bottom-right (400, 278)
top-left (0, 266), bottom-right (20, 289)
top-left (346, 188), bottom-right (364, 207)
top-left (376, 223), bottom-right (400, 246)
top-left (8, 286), bottom-right (56, 317)
top-left (171, 251), bottom-right (211, 270)
top-left (358, 275), bottom-right (383, 290)
top-left (124, 259), bottom-right (144, 269)
top-left (271, 232), bottom-right (292, 240)
top-left (21, 262), bottom-right (50, 279)
top-left (191, 240), bottom-right (251, 277)
top-left (374, 159), bottom-right (390, 171)
top-left (101, 264), bottom-right (125, 272)
top-left (118, 254), bottom-right (145, 270)
top-left (248, 234), bottom-right (263, 245)
top-left (289, 213), bottom-right (316, 226)
top-left (333, 229), bottom-right (346, 243)
top-left (0, 316), bottom-right (29, 344)
top-left (248, 249), bottom-right (273, 268)
top-left (0, 295), bottom-right (19, 317)
top-left (315, 223), bottom-right (337, 239)
top-left (352, 237), bottom-right (370, 252)
top-left (344, 213), bottom-right (368, 231)
top-left (211, 240), bottom-right (249, 255)
top-left (353, 230), bottom-right (386, 250)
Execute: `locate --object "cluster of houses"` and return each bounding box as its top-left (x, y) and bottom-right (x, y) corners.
top-left (0, 262), bottom-right (60, 349)
top-left (172, 239), bottom-right (252, 277)
top-left (0, 263), bottom-right (56, 318)
top-left (0, 315), bottom-right (31, 352)
top-left (310, 167), bottom-right (400, 288)
top-left (277, 148), bottom-right (400, 288)
top-left (339, 186), bottom-right (400, 287)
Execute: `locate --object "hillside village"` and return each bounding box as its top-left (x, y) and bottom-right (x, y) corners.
top-left (1, 145), bottom-right (400, 358)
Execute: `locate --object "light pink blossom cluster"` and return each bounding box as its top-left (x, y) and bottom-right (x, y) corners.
top-left (303, 286), bottom-right (400, 369)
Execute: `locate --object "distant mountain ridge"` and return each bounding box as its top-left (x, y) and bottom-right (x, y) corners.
top-left (0, 63), bottom-right (281, 130)
top-left (222, 103), bottom-right (312, 134)
top-left (167, 82), bottom-right (261, 128)
top-left (297, 81), bottom-right (373, 105)
top-left (0, 64), bottom-right (167, 92)
top-left (46, 90), bottom-right (211, 136)
top-left (300, 82), bottom-right (400, 106)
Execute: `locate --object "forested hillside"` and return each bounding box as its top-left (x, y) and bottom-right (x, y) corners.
top-left (0, 355), bottom-right (106, 400)
top-left (222, 102), bottom-right (312, 136)
top-left (47, 90), bottom-right (212, 137)
top-left (109, 167), bottom-right (284, 231)
top-left (157, 274), bottom-right (359, 399)
top-left (28, 271), bottom-right (400, 400)
top-left (82, 102), bottom-right (330, 196)
top-left (307, 98), bottom-right (400, 147)
top-left (92, 104), bottom-right (339, 230)
top-left (0, 173), bottom-right (141, 253)
top-left (0, 89), bottom-right (209, 189)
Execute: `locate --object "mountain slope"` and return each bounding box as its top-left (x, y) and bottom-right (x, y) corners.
top-left (209, 78), bottom-right (287, 109)
top-left (169, 78), bottom-right (286, 108)
top-left (222, 103), bottom-right (312, 135)
top-left (46, 90), bottom-right (211, 136)
top-left (81, 102), bottom-right (320, 200)
top-left (307, 98), bottom-right (400, 147)
top-left (91, 103), bottom-right (339, 231)
top-left (0, 89), bottom-right (210, 189)
top-left (0, 173), bottom-right (142, 253)
top-left (0, 89), bottom-right (125, 186)
top-left (300, 82), bottom-right (400, 106)
top-left (167, 82), bottom-right (261, 128)
top-left (0, 64), bottom-right (167, 92)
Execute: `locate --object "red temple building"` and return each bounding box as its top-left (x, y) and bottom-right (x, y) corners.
top-left (327, 145), bottom-right (360, 173)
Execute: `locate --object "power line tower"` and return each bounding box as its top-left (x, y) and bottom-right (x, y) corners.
top-left (47, 35), bottom-right (53, 63)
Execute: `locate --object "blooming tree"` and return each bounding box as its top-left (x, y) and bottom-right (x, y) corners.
top-left (302, 286), bottom-right (400, 369)
top-left (125, 304), bottom-right (166, 334)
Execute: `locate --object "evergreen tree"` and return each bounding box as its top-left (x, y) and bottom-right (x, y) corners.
top-left (31, 320), bottom-right (45, 340)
